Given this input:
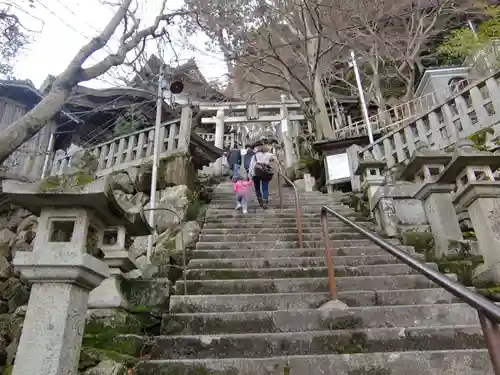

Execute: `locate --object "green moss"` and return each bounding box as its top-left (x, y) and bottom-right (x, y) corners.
top-left (83, 333), bottom-right (145, 357)
top-left (437, 257), bottom-right (483, 286)
top-left (468, 127), bottom-right (494, 150)
top-left (400, 231), bottom-right (434, 256)
top-left (38, 176), bottom-right (61, 192)
top-left (348, 368), bottom-right (391, 375)
top-left (75, 171), bottom-right (94, 186)
top-left (2, 365), bottom-right (12, 375)
top-left (184, 200), bottom-right (208, 222)
top-left (38, 172), bottom-right (95, 193)
top-left (323, 315), bottom-right (364, 330)
top-left (85, 310), bottom-right (143, 335)
top-left (79, 347), bottom-right (138, 371)
top-left (134, 363), bottom-right (238, 375)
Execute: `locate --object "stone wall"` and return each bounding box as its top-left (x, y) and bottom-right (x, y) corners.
top-left (0, 169), bottom-right (219, 375)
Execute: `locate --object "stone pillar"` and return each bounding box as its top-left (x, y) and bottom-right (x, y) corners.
top-left (399, 146), bottom-right (461, 257)
top-left (346, 145), bottom-right (363, 192)
top-left (89, 226), bottom-right (137, 310)
top-left (214, 108), bottom-right (225, 176)
top-left (12, 208), bottom-right (110, 375)
top-left (418, 187), bottom-right (463, 257)
top-left (280, 94), bottom-right (295, 169)
top-left (435, 141), bottom-right (500, 281)
top-left (178, 106), bottom-right (193, 149)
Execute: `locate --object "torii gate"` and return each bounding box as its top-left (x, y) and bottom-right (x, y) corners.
top-left (199, 95), bottom-right (305, 175)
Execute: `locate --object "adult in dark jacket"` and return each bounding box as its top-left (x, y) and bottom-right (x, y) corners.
top-left (226, 145), bottom-right (242, 180)
top-left (243, 146), bottom-right (255, 175)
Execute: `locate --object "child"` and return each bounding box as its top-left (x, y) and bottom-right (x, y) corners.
top-left (233, 176), bottom-right (253, 214)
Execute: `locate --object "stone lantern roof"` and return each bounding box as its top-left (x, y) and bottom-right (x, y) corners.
top-left (398, 150), bottom-right (453, 181)
top-left (2, 176), bottom-right (151, 237)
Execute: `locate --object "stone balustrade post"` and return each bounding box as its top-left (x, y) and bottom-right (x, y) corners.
top-left (1, 176), bottom-right (151, 375)
top-left (435, 139), bottom-right (500, 281)
top-left (399, 144), bottom-right (462, 257)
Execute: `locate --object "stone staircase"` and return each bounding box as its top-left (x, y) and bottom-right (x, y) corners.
top-left (136, 181), bottom-right (492, 374)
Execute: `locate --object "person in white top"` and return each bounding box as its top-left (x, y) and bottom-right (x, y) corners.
top-left (248, 144), bottom-right (278, 209)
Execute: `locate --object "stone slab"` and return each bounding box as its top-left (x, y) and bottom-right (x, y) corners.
top-left (133, 350), bottom-right (493, 375)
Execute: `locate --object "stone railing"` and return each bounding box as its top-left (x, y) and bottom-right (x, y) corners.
top-left (334, 78), bottom-right (470, 140)
top-left (359, 71), bottom-right (500, 167)
top-left (50, 107), bottom-right (193, 176)
top-left (197, 132), bottom-right (234, 148)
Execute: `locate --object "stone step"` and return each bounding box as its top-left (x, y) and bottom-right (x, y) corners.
top-left (169, 288), bottom-right (461, 313)
top-left (184, 263), bottom-right (438, 280)
top-left (200, 226), bottom-right (376, 234)
top-left (203, 217), bottom-right (372, 226)
top-left (209, 203), bottom-right (346, 208)
top-left (198, 232), bottom-right (372, 242)
top-left (186, 254), bottom-right (419, 269)
top-left (195, 239), bottom-right (401, 250)
top-left (186, 246), bottom-right (416, 259)
top-left (174, 274), bottom-right (456, 295)
top-left (205, 209), bottom-right (358, 217)
top-left (165, 303), bottom-right (477, 334)
top-left (132, 350), bottom-right (493, 375)
top-left (143, 325), bottom-right (484, 359)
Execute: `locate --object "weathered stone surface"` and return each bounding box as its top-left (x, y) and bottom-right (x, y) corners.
top-left (130, 192), bottom-right (149, 207)
top-left (6, 209), bottom-right (30, 231)
top-left (113, 191), bottom-right (140, 214)
top-left (0, 278), bottom-right (22, 300)
top-left (131, 237), bottom-right (148, 259)
top-left (0, 256), bottom-right (13, 280)
top-left (109, 172), bottom-right (135, 194)
top-left (16, 215), bottom-right (37, 234)
top-left (175, 221), bottom-right (201, 250)
top-left (0, 229), bottom-right (14, 259)
top-left (84, 360), bottom-right (127, 375)
top-left (143, 202), bottom-right (181, 234)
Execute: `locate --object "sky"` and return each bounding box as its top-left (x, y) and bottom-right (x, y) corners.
top-left (12, 0), bottom-right (229, 90)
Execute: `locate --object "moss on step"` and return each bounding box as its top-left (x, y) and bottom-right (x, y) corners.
top-left (134, 362), bottom-right (238, 375)
top-left (436, 255), bottom-right (483, 286)
top-left (79, 346), bottom-right (138, 371)
top-left (83, 333), bottom-right (145, 357)
top-left (323, 315), bottom-right (364, 330)
top-left (162, 315), bottom-right (276, 335)
top-left (348, 368), bottom-right (392, 375)
top-left (400, 231), bottom-right (434, 255)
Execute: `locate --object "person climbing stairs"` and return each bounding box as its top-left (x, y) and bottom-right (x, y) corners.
top-left (135, 181), bottom-right (492, 374)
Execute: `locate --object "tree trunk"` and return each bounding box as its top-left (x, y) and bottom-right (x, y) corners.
top-left (0, 86), bottom-right (71, 165)
top-left (313, 73), bottom-right (333, 140)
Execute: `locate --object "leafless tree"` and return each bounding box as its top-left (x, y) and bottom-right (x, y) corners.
top-left (0, 0), bottom-right (187, 164)
top-left (186, 0), bottom-right (472, 140)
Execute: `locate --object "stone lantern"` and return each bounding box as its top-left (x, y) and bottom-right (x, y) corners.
top-left (1, 176), bottom-right (151, 375)
top-left (435, 139), bottom-right (500, 281)
top-left (354, 153), bottom-right (386, 202)
top-left (88, 225), bottom-right (137, 310)
top-left (399, 145), bottom-right (460, 257)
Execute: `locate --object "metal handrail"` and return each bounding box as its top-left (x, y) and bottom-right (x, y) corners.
top-left (320, 205), bottom-right (500, 374)
top-left (143, 207), bottom-right (187, 295)
top-left (274, 169), bottom-right (303, 249)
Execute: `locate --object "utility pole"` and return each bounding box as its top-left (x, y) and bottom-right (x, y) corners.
top-left (350, 50), bottom-right (374, 144)
top-left (146, 64), bottom-right (165, 264)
